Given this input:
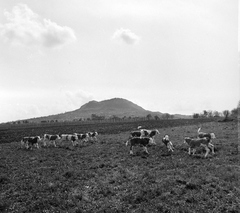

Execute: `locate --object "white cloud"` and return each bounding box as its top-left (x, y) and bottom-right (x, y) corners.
top-left (0, 4), bottom-right (76, 48)
top-left (112, 28), bottom-right (140, 45)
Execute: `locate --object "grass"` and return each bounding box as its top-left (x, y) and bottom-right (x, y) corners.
top-left (0, 120), bottom-right (239, 212)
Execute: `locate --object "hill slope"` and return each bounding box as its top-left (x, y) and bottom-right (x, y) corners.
top-left (23, 98), bottom-right (191, 123)
top-left (40, 98), bottom-right (162, 121)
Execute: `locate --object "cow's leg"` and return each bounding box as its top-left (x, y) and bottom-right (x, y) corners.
top-left (204, 146), bottom-right (210, 158)
top-left (167, 142), bottom-right (173, 152)
top-left (130, 145), bottom-right (133, 155)
top-left (143, 146), bottom-right (149, 154)
top-left (53, 141), bottom-right (56, 147)
top-left (192, 148), bottom-right (196, 155)
top-left (208, 143), bottom-right (215, 154)
top-left (188, 147), bottom-right (192, 155)
top-left (170, 142), bottom-right (174, 151)
top-left (43, 140), bottom-right (46, 147)
top-left (25, 142), bottom-right (29, 149)
top-left (20, 140), bottom-right (25, 149)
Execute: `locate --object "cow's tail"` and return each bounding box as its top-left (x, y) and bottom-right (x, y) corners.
top-left (126, 140), bottom-right (129, 146)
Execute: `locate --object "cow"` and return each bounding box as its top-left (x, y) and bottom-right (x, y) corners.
top-left (140, 129), bottom-right (160, 138)
top-left (60, 134), bottom-right (78, 146)
top-left (184, 137), bottom-right (214, 158)
top-left (20, 136), bottom-right (41, 149)
top-left (197, 127), bottom-right (215, 153)
top-left (129, 129), bottom-right (160, 141)
top-left (87, 132), bottom-right (98, 142)
top-left (43, 134), bottom-right (61, 147)
top-left (126, 137), bottom-right (156, 155)
top-left (162, 134), bottom-right (174, 152)
top-left (74, 133), bottom-right (89, 144)
top-left (197, 127), bottom-right (216, 140)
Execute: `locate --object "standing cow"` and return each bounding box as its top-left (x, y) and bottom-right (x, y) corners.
top-left (20, 136), bottom-right (41, 149)
top-left (126, 137), bottom-right (156, 155)
top-left (43, 134), bottom-right (61, 147)
top-left (60, 134), bottom-right (78, 146)
top-left (162, 134), bottom-right (174, 152)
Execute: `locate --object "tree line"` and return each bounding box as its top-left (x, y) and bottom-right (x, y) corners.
top-left (193, 107), bottom-right (238, 121)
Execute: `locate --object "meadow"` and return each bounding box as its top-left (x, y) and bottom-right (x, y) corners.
top-left (0, 119), bottom-right (239, 213)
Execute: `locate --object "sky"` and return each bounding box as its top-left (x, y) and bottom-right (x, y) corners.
top-left (0, 0), bottom-right (239, 122)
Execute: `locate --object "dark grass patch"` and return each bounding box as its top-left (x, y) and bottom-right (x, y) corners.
top-left (0, 121), bottom-right (239, 212)
top-left (0, 176), bottom-right (10, 185)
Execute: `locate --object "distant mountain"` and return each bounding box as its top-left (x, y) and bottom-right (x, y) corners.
top-left (24, 98), bottom-right (191, 123)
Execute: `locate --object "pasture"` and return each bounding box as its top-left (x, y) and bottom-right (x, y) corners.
top-left (0, 119), bottom-right (239, 212)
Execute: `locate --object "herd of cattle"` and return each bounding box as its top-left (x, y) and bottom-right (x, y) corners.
top-left (20, 127), bottom-right (216, 158)
top-left (20, 132), bottom-right (98, 149)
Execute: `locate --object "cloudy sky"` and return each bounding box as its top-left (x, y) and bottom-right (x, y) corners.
top-left (0, 0), bottom-right (238, 122)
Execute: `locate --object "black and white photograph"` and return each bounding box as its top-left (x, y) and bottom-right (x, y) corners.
top-left (0, 0), bottom-right (239, 212)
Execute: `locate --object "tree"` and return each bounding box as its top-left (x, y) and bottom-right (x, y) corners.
top-left (231, 108), bottom-right (238, 118)
top-left (207, 110), bottom-right (213, 118)
top-left (222, 110), bottom-right (231, 122)
top-left (203, 110), bottom-right (208, 118)
top-left (146, 114), bottom-right (153, 120)
top-left (222, 110), bottom-right (230, 119)
top-left (193, 113), bottom-right (200, 119)
top-left (213, 111), bottom-right (220, 117)
top-left (162, 113), bottom-right (171, 119)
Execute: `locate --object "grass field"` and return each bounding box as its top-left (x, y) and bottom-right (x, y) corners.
top-left (0, 119), bottom-right (239, 212)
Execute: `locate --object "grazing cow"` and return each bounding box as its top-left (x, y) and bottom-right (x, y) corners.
top-left (130, 129), bottom-right (160, 140)
top-left (197, 127), bottom-right (216, 140)
top-left (43, 134), bottom-right (61, 147)
top-left (184, 137), bottom-right (214, 158)
top-left (21, 137), bottom-right (30, 149)
top-left (87, 132), bottom-right (98, 142)
top-left (60, 134), bottom-right (78, 146)
top-left (74, 133), bottom-right (89, 143)
top-left (140, 129), bottom-right (160, 137)
top-left (197, 127), bottom-right (215, 153)
top-left (126, 137), bottom-right (156, 155)
top-left (162, 135), bottom-right (174, 152)
top-left (20, 136), bottom-right (41, 149)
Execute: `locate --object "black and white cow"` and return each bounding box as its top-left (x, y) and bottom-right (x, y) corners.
top-left (130, 129), bottom-right (160, 140)
top-left (184, 137), bottom-right (214, 158)
top-left (162, 134), bottom-right (174, 152)
top-left (60, 134), bottom-right (78, 146)
top-left (74, 133), bottom-right (89, 143)
top-left (20, 136), bottom-right (41, 149)
top-left (126, 137), bottom-right (156, 155)
top-left (197, 127), bottom-right (216, 140)
top-left (43, 134), bottom-right (61, 147)
top-left (197, 127), bottom-right (215, 152)
top-left (87, 132), bottom-right (98, 142)
top-left (140, 129), bottom-right (160, 138)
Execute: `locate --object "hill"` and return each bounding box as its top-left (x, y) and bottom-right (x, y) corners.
top-left (21, 98), bottom-right (191, 123)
